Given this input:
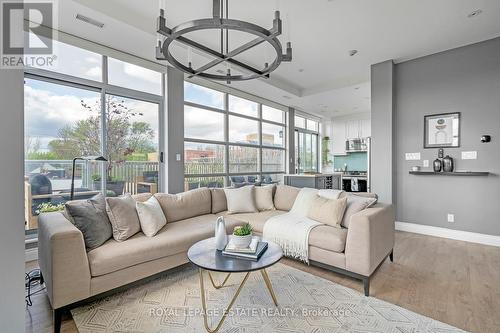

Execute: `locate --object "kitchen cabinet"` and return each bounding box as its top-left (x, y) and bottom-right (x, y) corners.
top-left (332, 120), bottom-right (347, 155)
top-left (360, 118), bottom-right (371, 137)
top-left (330, 115), bottom-right (371, 156)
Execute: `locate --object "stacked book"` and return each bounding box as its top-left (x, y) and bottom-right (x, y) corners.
top-left (222, 236), bottom-right (268, 261)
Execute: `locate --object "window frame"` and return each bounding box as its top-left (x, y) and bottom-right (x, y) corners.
top-left (294, 114), bottom-right (320, 173)
top-left (183, 82), bottom-right (288, 187)
top-left (24, 50), bottom-right (165, 236)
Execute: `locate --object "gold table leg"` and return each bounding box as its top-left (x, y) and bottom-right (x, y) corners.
top-left (207, 271), bottom-right (232, 289)
top-left (260, 269), bottom-right (278, 306)
top-left (198, 268), bottom-right (278, 333)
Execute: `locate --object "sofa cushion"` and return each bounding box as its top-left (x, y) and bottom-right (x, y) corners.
top-left (221, 210), bottom-right (287, 233)
top-left (136, 196), bottom-right (167, 237)
top-left (211, 188), bottom-right (227, 214)
top-left (105, 194), bottom-right (141, 241)
top-left (274, 185), bottom-right (300, 211)
top-left (154, 188), bottom-right (212, 223)
top-left (87, 214), bottom-right (243, 277)
top-left (224, 185), bottom-right (258, 214)
top-left (64, 193), bottom-right (112, 251)
top-left (308, 225), bottom-right (348, 253)
top-left (342, 194), bottom-right (378, 228)
top-left (255, 184), bottom-right (276, 211)
top-left (307, 195), bottom-right (347, 228)
top-left (132, 192), bottom-right (153, 202)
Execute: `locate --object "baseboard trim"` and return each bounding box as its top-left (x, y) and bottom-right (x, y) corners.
top-left (25, 248), bottom-right (38, 262)
top-left (396, 221), bottom-right (500, 247)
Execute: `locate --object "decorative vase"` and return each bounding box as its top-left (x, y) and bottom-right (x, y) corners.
top-left (214, 216), bottom-right (228, 251)
top-left (443, 155), bottom-right (454, 172)
top-left (231, 234), bottom-right (253, 248)
top-left (433, 158), bottom-right (442, 172)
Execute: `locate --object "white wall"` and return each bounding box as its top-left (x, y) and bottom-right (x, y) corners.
top-left (0, 68), bottom-right (25, 330)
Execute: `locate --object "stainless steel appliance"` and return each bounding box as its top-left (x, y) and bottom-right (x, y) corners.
top-left (345, 138), bottom-right (369, 152)
top-left (341, 137), bottom-right (371, 192)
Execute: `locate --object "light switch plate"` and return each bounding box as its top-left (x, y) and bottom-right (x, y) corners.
top-left (447, 214), bottom-right (455, 223)
top-left (176, 153), bottom-right (181, 161)
top-left (405, 152), bottom-right (421, 160)
top-left (423, 160), bottom-right (429, 167)
top-left (461, 151), bottom-right (477, 160)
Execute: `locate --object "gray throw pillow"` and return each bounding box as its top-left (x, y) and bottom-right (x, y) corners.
top-left (341, 194), bottom-right (378, 228)
top-left (65, 193), bottom-right (113, 250)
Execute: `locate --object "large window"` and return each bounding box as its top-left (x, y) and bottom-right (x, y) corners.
top-left (184, 82), bottom-right (287, 189)
top-left (24, 40), bottom-right (163, 232)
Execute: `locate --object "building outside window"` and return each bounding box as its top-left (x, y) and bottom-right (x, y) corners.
top-left (184, 82), bottom-right (287, 190)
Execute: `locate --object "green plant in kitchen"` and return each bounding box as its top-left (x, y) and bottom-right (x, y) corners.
top-left (233, 223), bottom-right (253, 236)
top-left (322, 136), bottom-right (333, 167)
top-left (36, 202), bottom-right (64, 215)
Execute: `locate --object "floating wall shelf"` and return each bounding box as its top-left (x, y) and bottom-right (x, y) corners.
top-left (409, 171), bottom-right (490, 176)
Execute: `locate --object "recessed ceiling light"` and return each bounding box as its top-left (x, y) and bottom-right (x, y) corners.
top-left (298, 68), bottom-right (304, 72)
top-left (354, 86), bottom-right (360, 90)
top-left (468, 9), bottom-right (482, 18)
top-left (348, 50), bottom-right (358, 57)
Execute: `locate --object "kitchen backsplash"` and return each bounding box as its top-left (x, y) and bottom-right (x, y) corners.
top-left (334, 152), bottom-right (368, 171)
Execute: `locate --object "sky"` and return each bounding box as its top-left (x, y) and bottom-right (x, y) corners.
top-left (24, 41), bottom-right (285, 157)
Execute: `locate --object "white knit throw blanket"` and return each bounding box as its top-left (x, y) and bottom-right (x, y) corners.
top-left (263, 188), bottom-right (343, 263)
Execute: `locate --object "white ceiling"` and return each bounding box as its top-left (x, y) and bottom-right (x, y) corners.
top-left (61, 0), bottom-right (500, 119)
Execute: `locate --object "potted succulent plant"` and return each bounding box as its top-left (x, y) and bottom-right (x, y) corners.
top-left (231, 223), bottom-right (253, 248)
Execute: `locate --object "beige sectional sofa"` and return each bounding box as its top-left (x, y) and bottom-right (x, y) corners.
top-left (38, 186), bottom-right (395, 332)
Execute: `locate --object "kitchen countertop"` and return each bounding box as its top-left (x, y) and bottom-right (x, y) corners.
top-left (284, 173), bottom-right (342, 178)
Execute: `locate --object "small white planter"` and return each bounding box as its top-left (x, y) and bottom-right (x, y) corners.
top-left (231, 234), bottom-right (253, 248)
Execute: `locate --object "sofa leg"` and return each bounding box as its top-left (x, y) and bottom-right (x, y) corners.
top-left (363, 277), bottom-right (370, 297)
top-left (53, 308), bottom-right (63, 333)
top-left (389, 249), bottom-right (394, 262)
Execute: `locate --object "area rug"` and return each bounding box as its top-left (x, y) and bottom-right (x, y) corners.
top-left (71, 263), bottom-right (468, 332)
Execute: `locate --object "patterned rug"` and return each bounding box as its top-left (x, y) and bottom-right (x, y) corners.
top-left (71, 263), bottom-right (468, 332)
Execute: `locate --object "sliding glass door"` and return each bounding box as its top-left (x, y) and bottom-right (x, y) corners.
top-left (295, 130), bottom-right (319, 173)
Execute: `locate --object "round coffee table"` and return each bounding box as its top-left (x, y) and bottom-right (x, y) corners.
top-left (187, 237), bottom-right (283, 333)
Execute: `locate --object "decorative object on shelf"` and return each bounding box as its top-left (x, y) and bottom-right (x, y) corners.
top-left (155, 0), bottom-right (292, 83)
top-left (214, 216), bottom-right (228, 251)
top-left (433, 158), bottom-right (442, 172)
top-left (424, 112), bottom-right (461, 148)
top-left (481, 135), bottom-right (491, 143)
top-left (231, 223), bottom-right (253, 248)
top-left (438, 148), bottom-right (444, 159)
top-left (442, 155), bottom-right (454, 172)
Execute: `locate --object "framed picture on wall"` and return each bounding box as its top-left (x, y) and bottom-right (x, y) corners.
top-left (424, 112), bottom-right (461, 148)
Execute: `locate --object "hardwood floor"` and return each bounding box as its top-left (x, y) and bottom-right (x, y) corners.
top-left (25, 231), bottom-right (500, 333)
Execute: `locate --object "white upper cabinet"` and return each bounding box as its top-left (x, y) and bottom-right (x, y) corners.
top-left (360, 118), bottom-right (371, 138)
top-left (332, 120), bottom-right (346, 155)
top-left (331, 114), bottom-right (371, 155)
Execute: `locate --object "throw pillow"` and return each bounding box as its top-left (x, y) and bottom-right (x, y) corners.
top-left (273, 185), bottom-right (300, 211)
top-left (255, 184), bottom-right (276, 211)
top-left (211, 188), bottom-right (227, 214)
top-left (318, 189), bottom-right (345, 200)
top-left (341, 194), bottom-right (378, 228)
top-left (136, 196), bottom-right (167, 237)
top-left (307, 195), bottom-right (348, 228)
top-left (289, 188), bottom-right (319, 216)
top-left (105, 194), bottom-right (141, 241)
top-left (64, 193), bottom-right (112, 250)
top-left (223, 185), bottom-right (258, 214)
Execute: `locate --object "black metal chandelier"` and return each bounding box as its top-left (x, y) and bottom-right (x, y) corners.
top-left (155, 0), bottom-right (292, 83)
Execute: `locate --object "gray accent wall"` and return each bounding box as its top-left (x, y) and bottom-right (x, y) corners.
top-left (0, 68), bottom-right (25, 330)
top-left (371, 60), bottom-right (395, 204)
top-left (165, 66), bottom-right (185, 194)
top-left (393, 37), bottom-right (500, 236)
